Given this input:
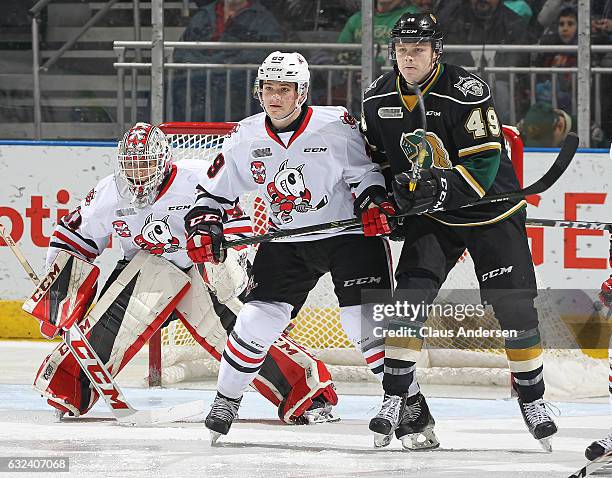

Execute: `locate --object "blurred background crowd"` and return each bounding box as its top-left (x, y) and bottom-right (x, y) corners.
top-left (1, 0), bottom-right (610, 147)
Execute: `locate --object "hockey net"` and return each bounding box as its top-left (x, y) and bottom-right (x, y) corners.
top-left (152, 122), bottom-right (607, 398)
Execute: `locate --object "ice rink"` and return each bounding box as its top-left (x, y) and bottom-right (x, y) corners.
top-left (1, 341), bottom-right (610, 478)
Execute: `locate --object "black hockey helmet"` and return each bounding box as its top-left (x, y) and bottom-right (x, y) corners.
top-left (388, 12), bottom-right (443, 61)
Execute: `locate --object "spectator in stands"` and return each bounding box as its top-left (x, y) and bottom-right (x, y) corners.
top-left (533, 6), bottom-right (577, 112)
top-left (437, 0), bottom-right (534, 123)
top-left (518, 102), bottom-right (607, 147)
top-left (330, 0), bottom-right (420, 113)
top-left (172, 0), bottom-right (284, 122)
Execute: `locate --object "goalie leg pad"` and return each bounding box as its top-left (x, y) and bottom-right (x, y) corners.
top-left (33, 252), bottom-right (190, 415)
top-left (252, 334), bottom-right (338, 423)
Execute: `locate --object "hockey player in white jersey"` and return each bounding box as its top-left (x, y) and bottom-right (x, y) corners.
top-left (33, 122), bottom-right (339, 424)
top-left (184, 52), bottom-right (397, 444)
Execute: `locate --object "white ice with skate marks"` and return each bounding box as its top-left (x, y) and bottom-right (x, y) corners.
top-left (0, 379), bottom-right (610, 478)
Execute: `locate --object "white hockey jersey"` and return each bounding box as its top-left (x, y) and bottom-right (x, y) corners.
top-left (194, 106), bottom-right (386, 241)
top-left (47, 161), bottom-right (251, 270)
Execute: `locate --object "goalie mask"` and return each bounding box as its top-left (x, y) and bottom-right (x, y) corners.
top-left (255, 51), bottom-right (310, 120)
top-left (116, 123), bottom-right (172, 208)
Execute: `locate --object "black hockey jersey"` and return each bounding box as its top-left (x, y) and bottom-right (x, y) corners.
top-left (361, 63), bottom-right (526, 226)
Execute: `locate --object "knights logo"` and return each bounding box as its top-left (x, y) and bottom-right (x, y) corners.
top-left (112, 220), bottom-right (131, 238)
top-left (454, 75), bottom-right (484, 98)
top-left (133, 214), bottom-right (179, 254)
top-left (266, 160), bottom-right (327, 224)
top-left (251, 161), bottom-right (267, 184)
top-left (399, 129), bottom-right (452, 170)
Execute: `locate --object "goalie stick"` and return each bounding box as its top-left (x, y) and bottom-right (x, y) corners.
top-left (568, 450), bottom-right (612, 477)
top-left (224, 133), bottom-right (580, 248)
top-left (0, 223), bottom-right (205, 426)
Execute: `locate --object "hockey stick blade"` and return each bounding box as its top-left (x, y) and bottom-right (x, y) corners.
top-left (459, 132), bottom-right (578, 207)
top-left (568, 450), bottom-right (612, 477)
top-left (223, 133), bottom-right (579, 248)
top-left (116, 400), bottom-right (206, 427)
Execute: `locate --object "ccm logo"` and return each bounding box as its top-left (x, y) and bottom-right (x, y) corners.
top-left (31, 262), bottom-right (61, 301)
top-left (168, 205), bottom-right (191, 211)
top-left (481, 266), bottom-right (514, 282)
top-left (344, 276), bottom-right (382, 287)
top-left (303, 147), bottom-right (327, 153)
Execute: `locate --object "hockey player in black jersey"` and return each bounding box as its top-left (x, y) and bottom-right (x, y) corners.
top-left (361, 12), bottom-right (558, 451)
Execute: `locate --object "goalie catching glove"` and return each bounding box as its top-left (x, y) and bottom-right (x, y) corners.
top-left (185, 206), bottom-right (226, 264)
top-left (353, 185), bottom-right (396, 236)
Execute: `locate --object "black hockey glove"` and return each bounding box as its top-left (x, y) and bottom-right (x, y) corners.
top-left (353, 185), bottom-right (397, 236)
top-left (392, 168), bottom-right (448, 215)
top-left (184, 206), bottom-right (226, 264)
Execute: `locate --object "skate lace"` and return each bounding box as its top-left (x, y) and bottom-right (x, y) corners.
top-left (523, 399), bottom-right (558, 425)
top-left (377, 394), bottom-right (402, 423)
top-left (403, 399), bottom-right (422, 421)
top-left (595, 433), bottom-right (612, 450)
top-left (210, 396), bottom-right (240, 422)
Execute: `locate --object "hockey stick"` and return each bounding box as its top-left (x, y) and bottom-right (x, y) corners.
top-left (223, 133), bottom-right (579, 248)
top-left (0, 223), bottom-right (205, 426)
top-left (568, 450), bottom-right (612, 477)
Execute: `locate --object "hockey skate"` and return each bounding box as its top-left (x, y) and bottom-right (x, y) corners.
top-left (292, 395), bottom-right (340, 425)
top-left (205, 392), bottom-right (242, 445)
top-left (585, 431), bottom-right (612, 461)
top-left (395, 392), bottom-right (439, 451)
top-left (517, 398), bottom-right (558, 452)
top-left (369, 393), bottom-right (406, 448)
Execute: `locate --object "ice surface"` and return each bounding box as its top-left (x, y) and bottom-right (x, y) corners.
top-left (1, 341), bottom-right (609, 477)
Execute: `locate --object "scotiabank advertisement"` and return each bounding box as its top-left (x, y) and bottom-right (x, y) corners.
top-left (0, 144), bottom-right (610, 300)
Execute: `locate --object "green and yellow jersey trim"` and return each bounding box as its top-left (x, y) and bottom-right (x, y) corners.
top-left (454, 164), bottom-right (487, 197)
top-left (458, 141), bottom-right (501, 158)
top-left (396, 64), bottom-right (443, 112)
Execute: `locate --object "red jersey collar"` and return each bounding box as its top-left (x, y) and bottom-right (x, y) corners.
top-left (264, 106), bottom-right (313, 149)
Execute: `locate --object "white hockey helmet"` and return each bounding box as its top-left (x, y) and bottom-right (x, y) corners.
top-left (256, 51), bottom-right (310, 113)
top-left (116, 122), bottom-right (172, 207)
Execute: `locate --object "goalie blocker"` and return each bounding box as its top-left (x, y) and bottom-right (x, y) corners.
top-left (30, 251), bottom-right (337, 422)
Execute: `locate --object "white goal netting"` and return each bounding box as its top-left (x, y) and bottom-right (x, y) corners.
top-left (155, 122), bottom-right (608, 399)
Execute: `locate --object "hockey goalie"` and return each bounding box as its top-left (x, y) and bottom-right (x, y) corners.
top-left (29, 122), bottom-right (338, 424)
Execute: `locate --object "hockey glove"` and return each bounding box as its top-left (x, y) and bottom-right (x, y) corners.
top-left (600, 275), bottom-right (612, 309)
top-left (392, 168), bottom-right (448, 215)
top-left (354, 185), bottom-right (397, 236)
top-left (185, 207), bottom-right (226, 264)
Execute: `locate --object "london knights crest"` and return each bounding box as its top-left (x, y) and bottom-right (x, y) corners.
top-left (453, 75), bottom-right (484, 97)
top-left (399, 129), bottom-right (451, 169)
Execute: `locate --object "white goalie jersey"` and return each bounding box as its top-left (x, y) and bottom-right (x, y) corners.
top-left (194, 106), bottom-right (386, 241)
top-left (47, 160), bottom-right (251, 270)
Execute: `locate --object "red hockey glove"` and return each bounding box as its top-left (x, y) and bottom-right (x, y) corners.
top-left (354, 185), bottom-right (397, 237)
top-left (184, 207), bottom-right (225, 264)
top-left (599, 275), bottom-right (612, 309)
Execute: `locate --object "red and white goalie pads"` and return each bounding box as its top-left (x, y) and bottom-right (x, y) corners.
top-left (175, 265), bottom-right (338, 423)
top-left (33, 252), bottom-right (190, 416)
top-left (22, 251), bottom-right (99, 339)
